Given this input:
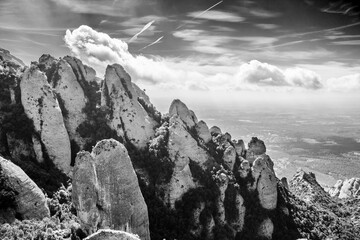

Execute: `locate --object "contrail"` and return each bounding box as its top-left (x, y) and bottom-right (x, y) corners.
top-left (139, 36), bottom-right (164, 51)
top-left (129, 20), bottom-right (155, 43)
top-left (176, 0), bottom-right (224, 30)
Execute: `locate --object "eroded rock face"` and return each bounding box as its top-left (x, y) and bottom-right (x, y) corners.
top-left (209, 126), bottom-right (222, 136)
top-left (195, 120), bottom-right (211, 143)
top-left (102, 64), bottom-right (158, 149)
top-left (72, 139), bottom-right (150, 240)
top-left (84, 229), bottom-right (141, 240)
top-left (21, 65), bottom-right (71, 175)
top-left (0, 156), bottom-right (49, 221)
top-left (329, 178), bottom-right (360, 199)
top-left (246, 137), bottom-right (266, 164)
top-left (164, 114), bottom-right (212, 207)
top-left (252, 155), bottom-right (277, 210)
top-left (39, 56), bottom-right (89, 149)
top-left (258, 218), bottom-right (274, 239)
top-left (289, 170), bottom-right (333, 205)
top-left (169, 99), bottom-right (198, 128)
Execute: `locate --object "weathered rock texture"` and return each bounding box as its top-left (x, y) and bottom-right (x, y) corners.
top-left (85, 229), bottom-right (141, 240)
top-left (21, 65), bottom-right (71, 175)
top-left (329, 178), bottom-right (360, 199)
top-left (0, 156), bottom-right (49, 222)
top-left (72, 139), bottom-right (150, 240)
top-left (38, 55), bottom-right (89, 149)
top-left (101, 64), bottom-right (159, 149)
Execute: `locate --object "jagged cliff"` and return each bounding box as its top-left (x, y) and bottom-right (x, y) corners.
top-left (1, 48), bottom-right (359, 240)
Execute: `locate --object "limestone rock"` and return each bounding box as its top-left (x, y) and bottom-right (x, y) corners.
top-left (41, 57), bottom-right (88, 148)
top-left (289, 170), bottom-right (333, 205)
top-left (0, 156), bottom-right (49, 221)
top-left (102, 64), bottom-right (158, 149)
top-left (209, 126), bottom-right (222, 136)
top-left (258, 218), bottom-right (274, 239)
top-left (233, 139), bottom-right (245, 157)
top-left (63, 56), bottom-right (96, 83)
top-left (164, 114), bottom-right (212, 207)
top-left (21, 66), bottom-right (71, 175)
top-left (84, 229), bottom-right (141, 240)
top-left (252, 155), bottom-right (277, 209)
top-left (231, 190), bottom-right (246, 232)
top-left (0, 48), bottom-right (25, 67)
top-left (224, 132), bottom-right (231, 141)
top-left (169, 99), bottom-right (198, 128)
top-left (195, 120), bottom-right (211, 143)
top-left (223, 146), bottom-right (236, 170)
top-left (329, 178), bottom-right (360, 199)
top-left (246, 137), bottom-right (266, 164)
top-left (214, 171), bottom-right (229, 226)
top-left (238, 158), bottom-right (250, 178)
top-left (72, 139), bottom-right (150, 240)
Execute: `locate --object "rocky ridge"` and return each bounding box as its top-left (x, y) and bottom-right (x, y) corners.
top-left (1, 48), bottom-right (359, 240)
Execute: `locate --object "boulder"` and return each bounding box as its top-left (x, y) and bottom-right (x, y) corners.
top-left (21, 65), bottom-right (71, 175)
top-left (84, 229), bottom-right (140, 240)
top-left (0, 156), bottom-right (49, 221)
top-left (72, 139), bottom-right (150, 239)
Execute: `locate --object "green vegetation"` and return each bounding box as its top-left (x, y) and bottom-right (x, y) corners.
top-left (137, 97), bottom-right (161, 123)
top-left (0, 186), bottom-right (84, 240)
top-left (77, 106), bottom-right (123, 152)
top-left (0, 165), bottom-right (17, 210)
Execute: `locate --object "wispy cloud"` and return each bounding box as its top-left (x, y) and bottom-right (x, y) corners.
top-left (248, 8), bottom-right (282, 18)
top-left (331, 40), bottom-right (360, 45)
top-left (50, 0), bottom-right (144, 17)
top-left (254, 24), bottom-right (280, 30)
top-left (187, 10), bottom-right (245, 22)
top-left (64, 26), bottom-right (359, 94)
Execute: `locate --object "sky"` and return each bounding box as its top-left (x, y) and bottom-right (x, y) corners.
top-left (1, 0), bottom-right (360, 112)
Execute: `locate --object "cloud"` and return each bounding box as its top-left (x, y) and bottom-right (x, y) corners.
top-left (173, 29), bottom-right (232, 54)
top-left (236, 60), bottom-right (288, 86)
top-left (64, 25), bottom-right (358, 94)
top-left (64, 25), bottom-right (215, 90)
top-left (331, 40), bottom-right (360, 45)
top-left (50, 0), bottom-right (144, 17)
top-left (285, 68), bottom-right (322, 89)
top-left (235, 60), bottom-right (323, 89)
top-left (254, 24), bottom-right (279, 30)
top-left (248, 9), bottom-right (281, 18)
top-left (187, 10), bottom-right (245, 22)
top-left (326, 74), bottom-right (360, 92)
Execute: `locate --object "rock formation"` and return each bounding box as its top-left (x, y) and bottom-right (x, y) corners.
top-left (101, 64), bottom-right (159, 149)
top-left (72, 139), bottom-right (150, 240)
top-left (252, 155), bottom-right (277, 210)
top-left (4, 47), bottom-right (355, 240)
top-left (0, 156), bottom-right (49, 222)
top-left (246, 137), bottom-right (266, 164)
top-left (21, 65), bottom-right (72, 175)
top-left (329, 178), bottom-right (360, 199)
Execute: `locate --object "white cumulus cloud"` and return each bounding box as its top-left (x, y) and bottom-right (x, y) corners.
top-left (64, 25), bottom-right (360, 94)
